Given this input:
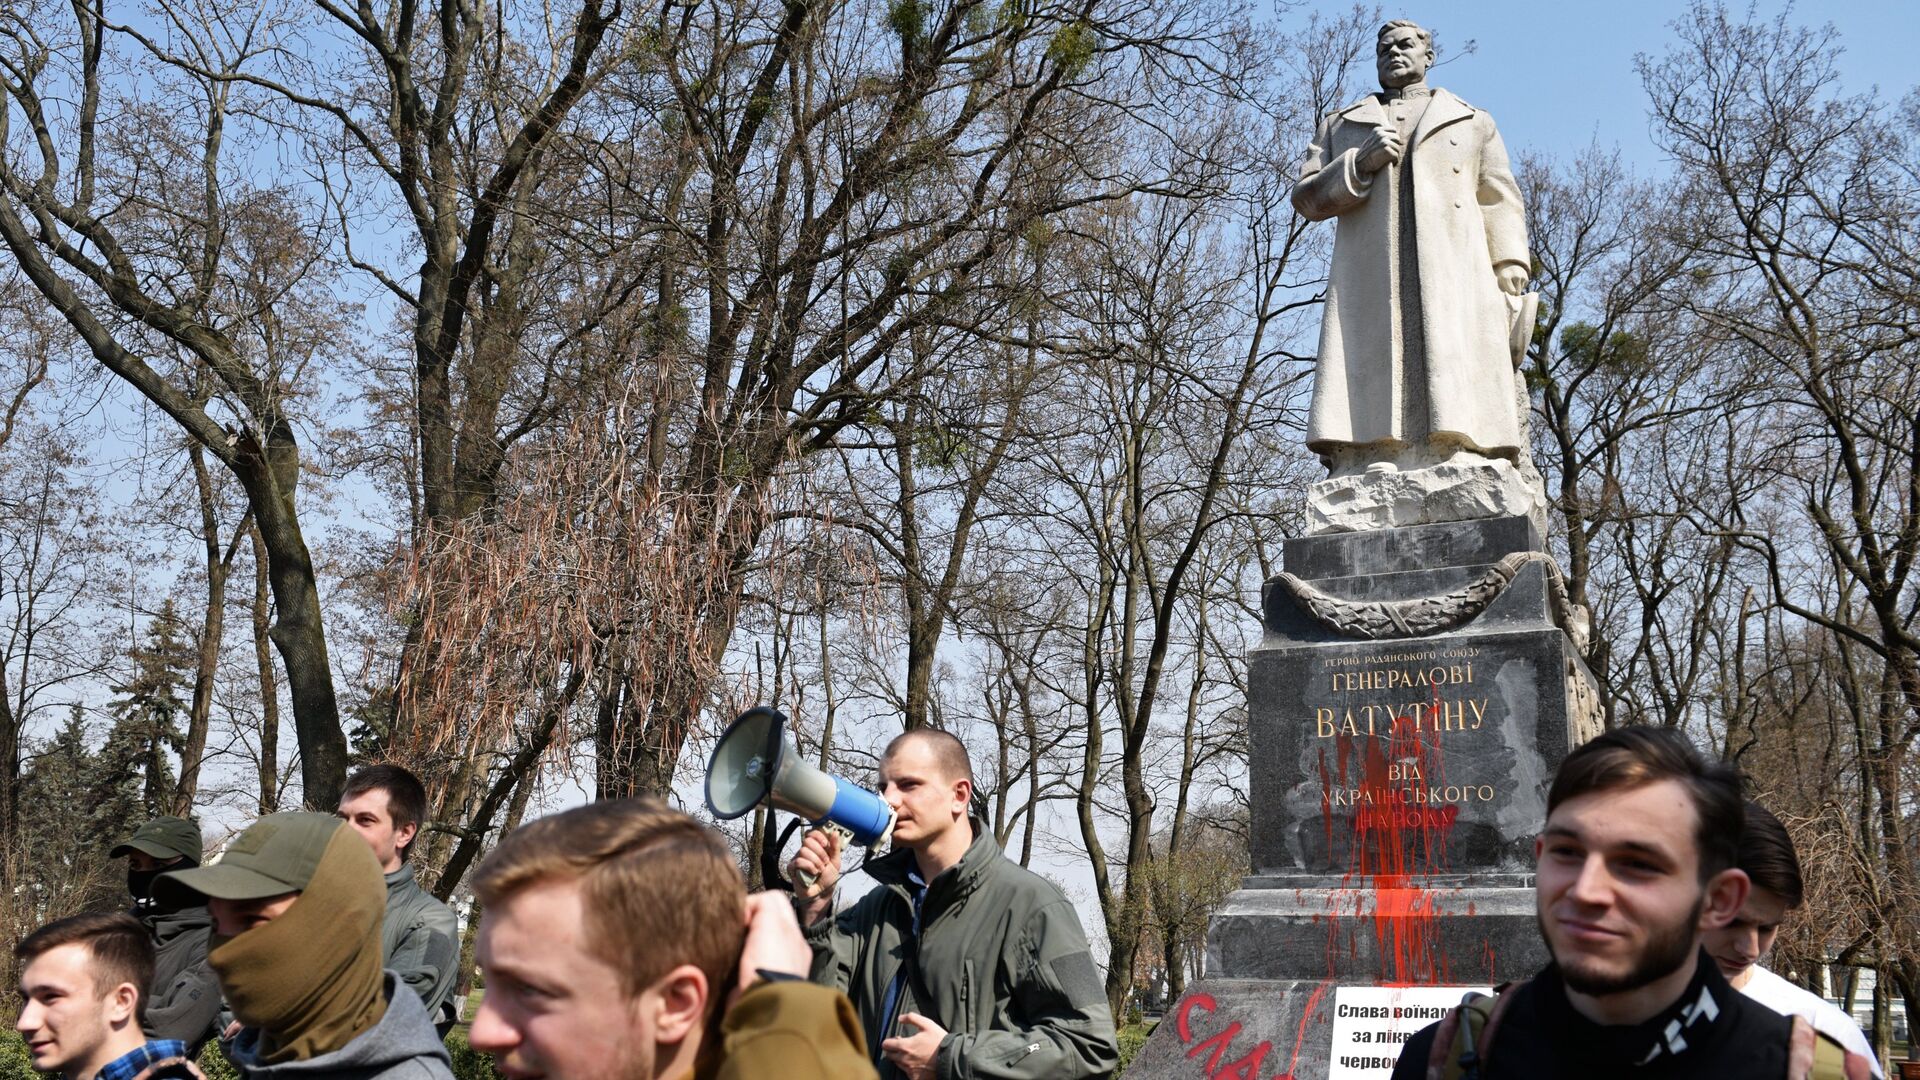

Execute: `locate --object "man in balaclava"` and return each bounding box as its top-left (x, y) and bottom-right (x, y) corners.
top-left (155, 812), bottom-right (452, 1080)
top-left (110, 816), bottom-right (222, 1056)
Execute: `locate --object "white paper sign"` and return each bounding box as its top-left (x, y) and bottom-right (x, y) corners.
top-left (1326, 985), bottom-right (1491, 1079)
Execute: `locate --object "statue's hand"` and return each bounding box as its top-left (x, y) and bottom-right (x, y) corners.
top-left (1357, 127), bottom-right (1403, 174)
top-left (1496, 263), bottom-right (1529, 296)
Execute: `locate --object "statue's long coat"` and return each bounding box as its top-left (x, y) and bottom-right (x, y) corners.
top-left (1292, 88), bottom-right (1528, 455)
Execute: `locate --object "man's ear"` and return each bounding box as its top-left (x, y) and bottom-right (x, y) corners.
top-left (648, 964), bottom-right (710, 1048)
top-left (106, 981), bottom-right (140, 1027)
top-left (1699, 867), bottom-right (1751, 931)
top-left (394, 820), bottom-right (419, 854)
top-left (951, 779), bottom-right (972, 820)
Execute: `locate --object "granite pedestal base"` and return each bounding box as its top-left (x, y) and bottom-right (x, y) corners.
top-left (1124, 979), bottom-right (1354, 1080)
top-left (1128, 517), bottom-right (1597, 1077)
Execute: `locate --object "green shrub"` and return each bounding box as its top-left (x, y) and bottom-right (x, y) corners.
top-left (446, 1025), bottom-right (502, 1080)
top-left (0, 1033), bottom-right (37, 1080)
top-left (1116, 1020), bottom-right (1157, 1074)
top-left (197, 1042), bottom-right (240, 1080)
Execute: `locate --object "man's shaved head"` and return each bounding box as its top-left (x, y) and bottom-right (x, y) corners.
top-left (882, 729), bottom-right (975, 786)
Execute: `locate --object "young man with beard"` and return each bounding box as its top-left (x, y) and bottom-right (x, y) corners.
top-left (792, 729), bottom-right (1118, 1080)
top-left (464, 798), bottom-right (876, 1080)
top-left (111, 817), bottom-right (222, 1057)
top-left (1703, 801), bottom-right (1881, 1076)
top-left (16, 912), bottom-right (196, 1080)
top-left (155, 812), bottom-right (453, 1080)
top-left (1391, 727), bottom-right (1872, 1079)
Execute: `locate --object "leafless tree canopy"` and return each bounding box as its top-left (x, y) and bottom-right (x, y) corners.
top-left (0, 0), bottom-right (1913, 1036)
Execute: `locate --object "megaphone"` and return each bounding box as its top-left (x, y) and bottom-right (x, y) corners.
top-left (705, 707), bottom-right (894, 895)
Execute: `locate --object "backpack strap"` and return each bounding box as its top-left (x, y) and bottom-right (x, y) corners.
top-left (1423, 1002), bottom-right (1464, 1080)
top-left (1476, 982), bottom-right (1521, 1061)
top-left (1426, 982), bottom-right (1525, 1080)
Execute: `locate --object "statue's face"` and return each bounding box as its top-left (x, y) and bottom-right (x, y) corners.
top-left (1376, 25), bottom-right (1433, 89)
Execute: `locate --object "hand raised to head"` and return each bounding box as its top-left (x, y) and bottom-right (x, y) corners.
top-left (728, 891), bottom-right (814, 1010)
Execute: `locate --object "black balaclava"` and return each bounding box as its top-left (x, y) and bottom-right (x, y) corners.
top-left (131, 856), bottom-right (197, 912)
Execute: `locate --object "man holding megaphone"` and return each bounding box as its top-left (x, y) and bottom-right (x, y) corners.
top-left (790, 729), bottom-right (1119, 1080)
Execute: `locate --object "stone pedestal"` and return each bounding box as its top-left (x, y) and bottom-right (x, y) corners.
top-left (1307, 455), bottom-right (1550, 536)
top-left (1128, 517), bottom-right (1600, 1079)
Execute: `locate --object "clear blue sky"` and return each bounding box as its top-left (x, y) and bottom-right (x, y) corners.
top-left (1292, 1), bottom-right (1912, 169)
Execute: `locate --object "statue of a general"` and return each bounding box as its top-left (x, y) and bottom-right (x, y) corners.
top-left (1293, 19), bottom-right (1536, 494)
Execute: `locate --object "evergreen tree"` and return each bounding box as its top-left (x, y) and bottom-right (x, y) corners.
top-left (14, 707), bottom-right (119, 919)
top-left (107, 600), bottom-right (194, 811)
top-left (93, 714), bottom-right (167, 842)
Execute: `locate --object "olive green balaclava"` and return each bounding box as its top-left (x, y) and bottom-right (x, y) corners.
top-left (204, 820), bottom-right (389, 1063)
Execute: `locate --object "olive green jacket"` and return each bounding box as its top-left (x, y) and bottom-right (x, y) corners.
top-left (380, 865), bottom-right (459, 1022)
top-left (677, 981), bottom-right (878, 1080)
top-left (804, 822), bottom-right (1118, 1080)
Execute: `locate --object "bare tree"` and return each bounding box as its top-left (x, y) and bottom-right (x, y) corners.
top-left (0, 0), bottom-right (351, 805)
top-left (0, 279), bottom-right (61, 846)
top-left (1023, 137), bottom-right (1309, 1010)
top-left (1641, 0), bottom-right (1920, 1037)
top-left (0, 431), bottom-right (110, 848)
top-left (582, 0), bottom-right (1256, 796)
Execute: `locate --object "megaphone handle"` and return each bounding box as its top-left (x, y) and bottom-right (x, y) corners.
top-left (795, 821), bottom-right (857, 898)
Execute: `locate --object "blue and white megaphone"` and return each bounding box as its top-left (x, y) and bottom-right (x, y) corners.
top-left (704, 707), bottom-right (894, 895)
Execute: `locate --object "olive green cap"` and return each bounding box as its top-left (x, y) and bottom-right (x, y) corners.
top-left (110, 816), bottom-right (203, 863)
top-left (154, 811), bottom-right (344, 905)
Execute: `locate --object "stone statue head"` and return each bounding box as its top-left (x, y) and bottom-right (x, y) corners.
top-left (1376, 20), bottom-right (1434, 90)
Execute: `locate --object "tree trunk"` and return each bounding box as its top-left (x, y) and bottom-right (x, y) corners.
top-left (1871, 965), bottom-right (1890, 1063)
top-left (594, 669), bottom-right (625, 802)
top-left (891, 402), bottom-right (933, 733)
top-left (1890, 960), bottom-right (1919, 1063)
top-left (250, 523), bottom-right (281, 814)
top-left (0, 675), bottom-right (19, 869)
top-left (174, 445), bottom-right (235, 815)
top-left (599, 510), bottom-right (756, 798)
top-left (449, 759), bottom-right (546, 1017)
top-left (430, 684), bottom-right (569, 901)
top-left (236, 426), bottom-right (347, 809)
top-left (745, 807), bottom-right (767, 891)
